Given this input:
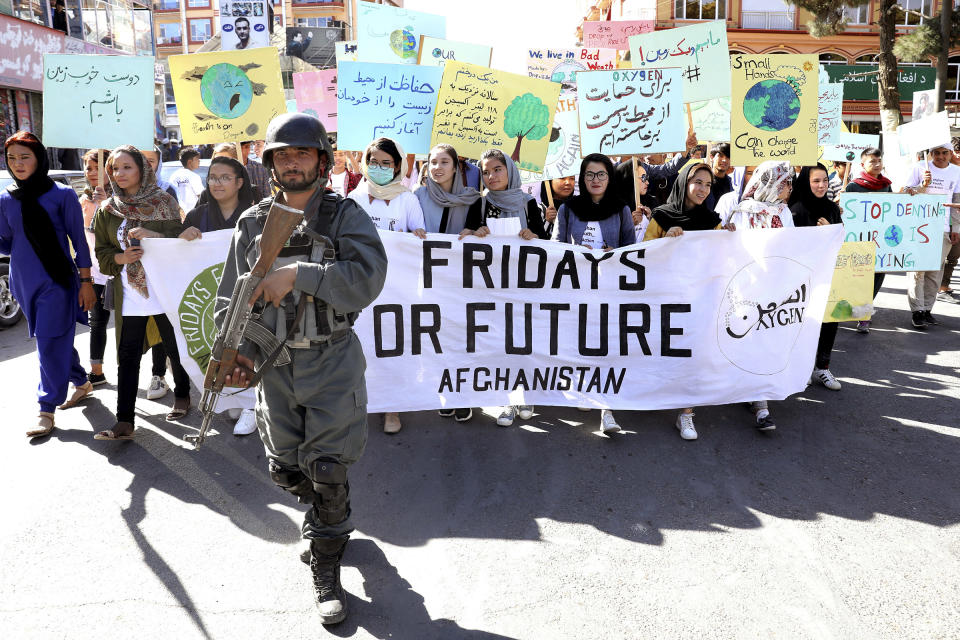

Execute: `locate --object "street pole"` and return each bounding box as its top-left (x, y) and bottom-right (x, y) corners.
top-left (180, 0), bottom-right (188, 54)
top-left (935, 0), bottom-right (951, 112)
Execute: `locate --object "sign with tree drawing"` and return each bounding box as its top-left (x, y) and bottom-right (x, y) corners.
top-left (432, 61), bottom-right (561, 172)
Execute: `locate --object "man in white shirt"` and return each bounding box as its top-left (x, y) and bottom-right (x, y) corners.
top-left (902, 143), bottom-right (960, 328)
top-left (169, 148), bottom-right (204, 213)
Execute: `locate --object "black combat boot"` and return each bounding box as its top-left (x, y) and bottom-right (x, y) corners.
top-left (310, 535), bottom-right (348, 625)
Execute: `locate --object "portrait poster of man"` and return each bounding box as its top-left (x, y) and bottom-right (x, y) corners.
top-left (221, 0), bottom-right (270, 50)
top-left (285, 27), bottom-right (341, 66)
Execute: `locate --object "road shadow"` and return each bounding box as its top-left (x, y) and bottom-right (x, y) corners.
top-left (328, 538), bottom-right (517, 640)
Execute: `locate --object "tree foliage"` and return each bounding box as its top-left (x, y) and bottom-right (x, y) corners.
top-left (503, 93), bottom-right (550, 161)
top-left (784, 0), bottom-right (871, 37)
top-left (893, 10), bottom-right (960, 61)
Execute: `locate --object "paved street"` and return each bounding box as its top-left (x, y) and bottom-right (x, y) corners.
top-left (0, 272), bottom-right (957, 640)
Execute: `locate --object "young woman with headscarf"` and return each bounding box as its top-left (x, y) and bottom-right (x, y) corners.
top-left (789, 163), bottom-right (844, 393)
top-left (461, 149), bottom-right (548, 427)
top-left (555, 153), bottom-right (636, 434)
top-left (644, 162), bottom-right (730, 441)
top-left (349, 137), bottom-right (425, 435)
top-left (0, 132), bottom-right (97, 438)
top-left (725, 161), bottom-right (795, 230)
top-left (415, 144), bottom-right (482, 423)
top-left (92, 145), bottom-right (193, 440)
top-left (79, 148), bottom-right (113, 389)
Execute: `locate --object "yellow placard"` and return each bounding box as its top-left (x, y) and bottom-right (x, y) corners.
top-left (431, 61), bottom-right (561, 172)
top-left (730, 54), bottom-right (818, 167)
top-left (169, 48), bottom-right (286, 145)
top-left (823, 241), bottom-right (875, 323)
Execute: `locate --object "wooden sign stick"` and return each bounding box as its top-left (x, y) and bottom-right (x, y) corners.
top-left (97, 149), bottom-right (104, 194)
top-left (842, 161), bottom-right (852, 187)
top-left (235, 141), bottom-right (243, 163)
top-left (545, 180), bottom-right (555, 210)
top-left (686, 103), bottom-right (694, 133)
top-left (632, 156), bottom-right (641, 209)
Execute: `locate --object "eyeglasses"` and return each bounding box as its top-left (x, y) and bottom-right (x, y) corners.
top-left (369, 160), bottom-right (394, 169)
top-left (637, 174), bottom-right (649, 183)
top-left (207, 174), bottom-right (237, 185)
top-left (585, 171), bottom-right (608, 182)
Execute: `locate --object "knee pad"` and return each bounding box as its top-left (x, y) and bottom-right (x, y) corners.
top-left (309, 458), bottom-right (350, 526)
top-left (268, 460), bottom-right (316, 504)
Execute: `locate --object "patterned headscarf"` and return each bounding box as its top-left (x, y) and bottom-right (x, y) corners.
top-left (100, 145), bottom-right (181, 298)
top-left (741, 161), bottom-right (793, 203)
top-left (729, 161), bottom-right (794, 229)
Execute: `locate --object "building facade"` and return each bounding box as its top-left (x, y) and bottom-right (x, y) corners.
top-left (577, 0), bottom-right (960, 135)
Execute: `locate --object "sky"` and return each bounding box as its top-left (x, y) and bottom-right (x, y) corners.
top-left (403, 0), bottom-right (584, 74)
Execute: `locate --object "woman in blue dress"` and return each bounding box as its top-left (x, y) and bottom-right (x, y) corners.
top-left (0, 132), bottom-right (97, 438)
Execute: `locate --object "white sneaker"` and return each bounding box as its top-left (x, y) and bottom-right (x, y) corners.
top-left (676, 412), bottom-right (698, 440)
top-left (497, 406), bottom-right (516, 427)
top-left (517, 405), bottom-right (534, 420)
top-left (577, 406), bottom-right (592, 412)
top-left (146, 375), bottom-right (169, 400)
top-left (600, 409), bottom-right (620, 434)
top-left (383, 412), bottom-right (402, 434)
top-left (233, 409), bottom-right (258, 436)
top-left (811, 368), bottom-right (841, 391)
top-left (227, 408), bottom-right (243, 420)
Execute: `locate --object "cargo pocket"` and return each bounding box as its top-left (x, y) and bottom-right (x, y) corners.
top-left (341, 386), bottom-right (369, 463)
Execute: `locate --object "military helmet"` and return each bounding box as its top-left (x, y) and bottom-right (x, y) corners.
top-left (261, 112), bottom-right (334, 174)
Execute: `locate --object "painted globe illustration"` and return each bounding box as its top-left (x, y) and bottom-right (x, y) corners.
top-left (549, 61), bottom-right (586, 87)
top-left (884, 224), bottom-right (903, 247)
top-left (743, 80), bottom-right (801, 132)
top-left (390, 27), bottom-right (417, 58)
top-left (200, 63), bottom-right (253, 120)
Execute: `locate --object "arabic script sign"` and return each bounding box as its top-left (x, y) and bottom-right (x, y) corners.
top-left (822, 65), bottom-right (935, 101)
top-left (42, 54), bottom-right (155, 149)
top-left (627, 22), bottom-right (729, 103)
top-left (336, 61), bottom-right (441, 153)
top-left (0, 15), bottom-right (64, 92)
top-left (293, 68), bottom-right (337, 132)
top-left (576, 68), bottom-right (685, 155)
top-left (582, 20), bottom-right (654, 50)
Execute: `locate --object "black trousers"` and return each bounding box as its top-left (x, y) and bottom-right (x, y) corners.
top-left (872, 272), bottom-right (886, 299)
top-left (116, 314), bottom-right (190, 423)
top-left (151, 342), bottom-right (167, 377)
top-left (88, 284), bottom-right (111, 364)
top-left (815, 322), bottom-right (839, 370)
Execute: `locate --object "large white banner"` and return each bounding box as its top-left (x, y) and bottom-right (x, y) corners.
top-left (356, 227), bottom-right (844, 413)
top-left (140, 231), bottom-right (255, 412)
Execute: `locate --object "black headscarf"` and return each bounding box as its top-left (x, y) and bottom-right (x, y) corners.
top-left (651, 162), bottom-right (721, 232)
top-left (789, 164), bottom-right (842, 227)
top-left (203, 157), bottom-right (256, 223)
top-left (5, 134), bottom-right (75, 288)
top-left (565, 153), bottom-right (627, 222)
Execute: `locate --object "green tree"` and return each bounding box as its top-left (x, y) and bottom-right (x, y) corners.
top-left (894, 0), bottom-right (958, 111)
top-left (503, 93), bottom-right (550, 163)
top-left (785, 0), bottom-right (870, 37)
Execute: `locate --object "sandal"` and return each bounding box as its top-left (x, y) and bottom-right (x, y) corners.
top-left (58, 381), bottom-right (93, 410)
top-left (94, 421), bottom-right (135, 441)
top-left (166, 396), bottom-right (191, 421)
top-left (26, 412), bottom-right (55, 438)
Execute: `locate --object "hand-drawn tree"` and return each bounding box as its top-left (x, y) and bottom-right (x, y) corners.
top-left (503, 93), bottom-right (550, 163)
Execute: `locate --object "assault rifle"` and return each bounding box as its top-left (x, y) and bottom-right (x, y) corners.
top-left (185, 201), bottom-right (305, 449)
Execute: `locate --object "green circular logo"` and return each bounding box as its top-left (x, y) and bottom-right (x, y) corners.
top-left (178, 263), bottom-right (224, 371)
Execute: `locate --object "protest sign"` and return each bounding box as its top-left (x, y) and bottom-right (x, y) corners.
top-left (822, 131), bottom-right (879, 163)
top-left (432, 61), bottom-right (561, 172)
top-left (526, 48), bottom-right (617, 88)
top-left (822, 64), bottom-right (934, 101)
top-left (839, 193), bottom-right (949, 272)
top-left (582, 20), bottom-right (654, 50)
top-left (729, 53), bottom-right (819, 167)
top-left (912, 88), bottom-right (936, 120)
top-left (337, 61), bottom-right (441, 154)
top-left (139, 230), bottom-right (254, 413)
top-left (42, 54), bottom-right (154, 149)
top-left (515, 92), bottom-right (582, 182)
top-left (336, 40), bottom-right (358, 63)
top-left (896, 110), bottom-right (951, 155)
top-left (823, 241), bottom-right (875, 323)
top-left (881, 130), bottom-right (913, 185)
top-left (627, 22), bottom-right (729, 103)
top-left (417, 36), bottom-right (492, 67)
top-left (817, 82), bottom-right (843, 146)
top-left (293, 68), bottom-right (337, 131)
top-left (357, 3), bottom-right (445, 65)
top-left (220, 0), bottom-right (269, 51)
top-left (689, 97), bottom-right (730, 142)
top-left (169, 47), bottom-right (286, 145)
top-left (354, 226), bottom-right (842, 412)
top-left (576, 68), bottom-right (685, 155)
top-left (286, 27), bottom-right (340, 66)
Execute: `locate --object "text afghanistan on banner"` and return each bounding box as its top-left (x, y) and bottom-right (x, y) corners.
top-left (354, 227), bottom-right (843, 413)
top-left (139, 231), bottom-right (255, 413)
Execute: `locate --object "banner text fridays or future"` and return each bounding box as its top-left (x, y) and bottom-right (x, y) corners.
top-left (355, 227), bottom-right (843, 413)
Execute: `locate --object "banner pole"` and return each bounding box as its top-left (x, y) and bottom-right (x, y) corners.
top-left (632, 156), bottom-right (641, 210)
top-left (545, 180), bottom-right (555, 210)
top-left (686, 103), bottom-right (694, 133)
top-left (235, 141), bottom-right (243, 164)
top-left (97, 149), bottom-right (104, 195)
top-left (842, 161), bottom-right (852, 187)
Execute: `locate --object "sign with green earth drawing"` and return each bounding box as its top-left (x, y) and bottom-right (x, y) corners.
top-left (178, 263), bottom-right (224, 372)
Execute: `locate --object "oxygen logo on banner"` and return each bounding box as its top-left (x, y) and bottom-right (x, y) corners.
top-left (178, 263), bottom-right (224, 371)
top-left (717, 257), bottom-right (813, 375)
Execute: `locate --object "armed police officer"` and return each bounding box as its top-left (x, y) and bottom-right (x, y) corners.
top-left (215, 113), bottom-right (387, 625)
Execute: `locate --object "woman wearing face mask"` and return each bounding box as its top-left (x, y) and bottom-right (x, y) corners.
top-left (349, 137), bottom-right (425, 435)
top-left (725, 161), bottom-right (795, 230)
top-left (539, 175), bottom-right (576, 239)
top-left (461, 149), bottom-right (548, 427)
top-left (92, 146), bottom-right (193, 440)
top-left (79, 148), bottom-right (113, 389)
top-left (555, 153), bottom-right (636, 434)
top-left (461, 149), bottom-right (548, 242)
top-left (349, 137), bottom-right (426, 241)
top-left (789, 164), bottom-right (845, 392)
top-left (0, 132), bottom-right (97, 438)
top-left (645, 162), bottom-right (728, 440)
top-left (415, 144), bottom-right (482, 423)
